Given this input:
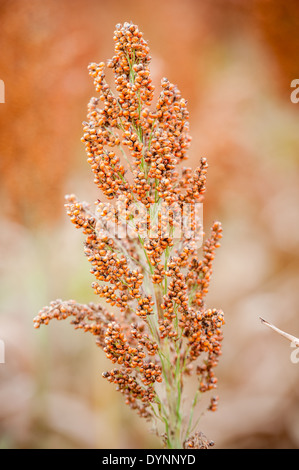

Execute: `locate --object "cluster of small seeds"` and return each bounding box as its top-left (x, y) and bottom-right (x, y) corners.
top-left (152, 264), bottom-right (165, 284)
top-left (103, 369), bottom-right (155, 419)
top-left (144, 237), bottom-right (173, 266)
top-left (208, 395), bottom-right (219, 412)
top-left (33, 300), bottom-right (115, 348)
top-left (130, 323), bottom-right (159, 356)
top-left (187, 221), bottom-right (223, 308)
top-left (136, 295), bottom-right (155, 318)
top-left (181, 157), bottom-right (208, 203)
top-left (36, 22), bottom-right (225, 441)
top-left (102, 320), bottom-right (161, 412)
top-left (65, 194), bottom-right (95, 234)
top-left (188, 308), bottom-right (224, 393)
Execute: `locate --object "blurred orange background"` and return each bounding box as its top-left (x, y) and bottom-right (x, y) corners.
top-left (0, 0), bottom-right (299, 449)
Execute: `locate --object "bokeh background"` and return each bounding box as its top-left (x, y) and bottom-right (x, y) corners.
top-left (0, 0), bottom-right (299, 449)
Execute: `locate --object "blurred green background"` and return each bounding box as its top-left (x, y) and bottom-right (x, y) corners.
top-left (0, 0), bottom-right (299, 449)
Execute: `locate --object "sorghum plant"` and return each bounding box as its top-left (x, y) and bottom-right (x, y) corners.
top-left (34, 22), bottom-right (224, 449)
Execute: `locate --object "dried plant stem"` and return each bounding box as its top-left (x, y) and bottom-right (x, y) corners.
top-left (260, 317), bottom-right (299, 347)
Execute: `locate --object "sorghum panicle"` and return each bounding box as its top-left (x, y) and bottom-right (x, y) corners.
top-left (34, 22), bottom-right (224, 449)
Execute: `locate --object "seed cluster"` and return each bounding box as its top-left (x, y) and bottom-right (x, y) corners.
top-left (187, 221), bottom-right (223, 309)
top-left (102, 320), bottom-right (162, 417)
top-left (183, 432), bottom-right (215, 449)
top-left (36, 22), bottom-right (224, 447)
top-left (33, 299), bottom-right (115, 348)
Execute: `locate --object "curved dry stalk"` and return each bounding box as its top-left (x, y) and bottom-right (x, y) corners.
top-left (260, 317), bottom-right (299, 347)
